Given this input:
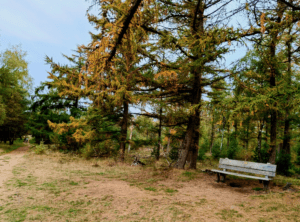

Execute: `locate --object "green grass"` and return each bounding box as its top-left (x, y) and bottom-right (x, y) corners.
top-left (273, 175), bottom-right (300, 186)
top-left (216, 209), bottom-right (243, 220)
top-left (0, 139), bottom-right (25, 155)
top-left (181, 171), bottom-right (196, 181)
top-left (165, 188), bottom-right (178, 193)
top-left (69, 181), bottom-right (79, 186)
top-left (144, 187), bottom-right (157, 191)
top-left (252, 187), bottom-right (263, 191)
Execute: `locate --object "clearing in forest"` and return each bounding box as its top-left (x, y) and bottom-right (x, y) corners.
top-left (0, 146), bottom-right (299, 222)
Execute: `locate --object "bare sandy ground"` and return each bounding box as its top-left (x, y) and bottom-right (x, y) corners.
top-left (0, 146), bottom-right (29, 192)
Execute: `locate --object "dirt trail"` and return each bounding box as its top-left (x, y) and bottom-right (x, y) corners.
top-left (0, 146), bottom-right (29, 191)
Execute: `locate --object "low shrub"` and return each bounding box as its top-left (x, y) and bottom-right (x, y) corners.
top-left (211, 141), bottom-right (222, 159)
top-left (296, 145), bottom-right (300, 165)
top-left (252, 142), bottom-right (270, 163)
top-left (227, 138), bottom-right (239, 159)
top-left (198, 147), bottom-right (206, 161)
top-left (34, 140), bottom-right (47, 154)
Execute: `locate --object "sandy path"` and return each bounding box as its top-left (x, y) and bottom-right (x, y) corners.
top-left (0, 146), bottom-right (29, 191)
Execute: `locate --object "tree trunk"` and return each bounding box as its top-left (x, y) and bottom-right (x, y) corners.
top-left (175, 1), bottom-right (203, 169)
top-left (209, 110), bottom-right (215, 154)
top-left (189, 109), bottom-right (200, 169)
top-left (257, 119), bottom-right (264, 162)
top-left (268, 51), bottom-right (278, 164)
top-left (127, 125), bottom-right (134, 153)
top-left (234, 119), bottom-right (237, 140)
top-left (176, 75), bottom-right (201, 169)
top-left (246, 121), bottom-right (249, 151)
top-left (227, 124), bottom-right (230, 149)
top-left (166, 128), bottom-right (171, 153)
top-left (282, 34), bottom-right (292, 156)
top-left (120, 101), bottom-right (129, 161)
top-left (156, 105), bottom-right (162, 161)
top-left (268, 0), bottom-right (284, 164)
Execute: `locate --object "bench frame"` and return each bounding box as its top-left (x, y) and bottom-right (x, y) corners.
top-left (211, 158), bottom-right (277, 190)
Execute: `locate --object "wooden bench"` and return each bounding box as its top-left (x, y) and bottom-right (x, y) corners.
top-left (211, 158), bottom-right (277, 190)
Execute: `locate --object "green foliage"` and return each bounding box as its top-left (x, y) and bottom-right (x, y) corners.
top-left (197, 148), bottom-right (206, 161)
top-left (34, 140), bottom-right (47, 155)
top-left (0, 46), bottom-right (31, 144)
top-left (296, 144), bottom-right (300, 165)
top-left (200, 139), bottom-right (210, 152)
top-left (81, 140), bottom-right (119, 159)
top-left (252, 142), bottom-right (270, 163)
top-left (211, 141), bottom-right (222, 159)
top-left (169, 146), bottom-right (179, 162)
top-left (227, 137), bottom-right (239, 159)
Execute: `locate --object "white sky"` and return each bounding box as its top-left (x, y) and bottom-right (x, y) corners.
top-left (0, 0), bottom-right (96, 88)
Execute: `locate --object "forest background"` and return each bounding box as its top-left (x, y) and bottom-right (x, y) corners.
top-left (2, 0), bottom-right (300, 176)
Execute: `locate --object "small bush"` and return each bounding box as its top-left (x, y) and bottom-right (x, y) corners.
top-left (296, 145), bottom-right (300, 165)
top-left (212, 141), bottom-right (222, 159)
top-left (200, 139), bottom-right (210, 152)
top-left (227, 138), bottom-right (238, 159)
top-left (81, 140), bottom-right (118, 159)
top-left (252, 142), bottom-right (270, 163)
top-left (34, 140), bottom-right (47, 154)
top-left (169, 146), bottom-right (179, 162)
top-left (198, 147), bottom-right (206, 161)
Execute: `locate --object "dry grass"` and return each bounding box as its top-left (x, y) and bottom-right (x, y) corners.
top-left (0, 148), bottom-right (300, 221)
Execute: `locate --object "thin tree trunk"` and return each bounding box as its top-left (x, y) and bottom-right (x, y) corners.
top-left (227, 124), bottom-right (230, 149)
top-left (210, 110), bottom-right (215, 154)
top-left (282, 33), bottom-right (292, 155)
top-left (156, 105), bottom-right (162, 161)
top-left (127, 125), bottom-right (134, 153)
top-left (166, 128), bottom-right (171, 153)
top-left (268, 45), bottom-right (278, 164)
top-left (120, 101), bottom-right (129, 161)
top-left (257, 119), bottom-right (264, 162)
top-left (246, 121), bottom-right (249, 151)
top-left (220, 130), bottom-right (224, 150)
top-left (234, 119), bottom-right (237, 140)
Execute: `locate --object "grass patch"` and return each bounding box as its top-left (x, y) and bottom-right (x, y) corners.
top-left (69, 181), bottom-right (79, 186)
top-left (3, 208), bottom-right (27, 222)
top-left (165, 188), bottom-right (178, 193)
top-left (144, 187), bottom-right (157, 191)
top-left (216, 209), bottom-right (243, 220)
top-left (181, 171), bottom-right (196, 181)
top-left (273, 175), bottom-right (300, 186)
top-left (0, 139), bottom-right (25, 155)
top-left (252, 187), bottom-right (263, 191)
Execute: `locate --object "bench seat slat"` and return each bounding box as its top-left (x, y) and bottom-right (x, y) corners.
top-left (218, 164), bottom-right (276, 177)
top-left (219, 158), bottom-right (276, 172)
top-left (211, 169), bottom-right (272, 181)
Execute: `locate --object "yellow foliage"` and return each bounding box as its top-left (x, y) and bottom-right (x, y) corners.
top-left (170, 129), bottom-right (176, 135)
top-left (260, 13), bottom-right (266, 33)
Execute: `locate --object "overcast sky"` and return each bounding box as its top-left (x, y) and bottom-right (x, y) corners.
top-left (0, 0), bottom-right (96, 88)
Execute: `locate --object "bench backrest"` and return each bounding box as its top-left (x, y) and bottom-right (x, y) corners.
top-left (219, 158), bottom-right (277, 177)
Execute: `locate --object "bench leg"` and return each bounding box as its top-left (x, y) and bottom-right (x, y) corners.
top-left (217, 173), bottom-right (220, 182)
top-left (221, 174), bottom-right (226, 183)
top-left (263, 181), bottom-right (270, 191)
